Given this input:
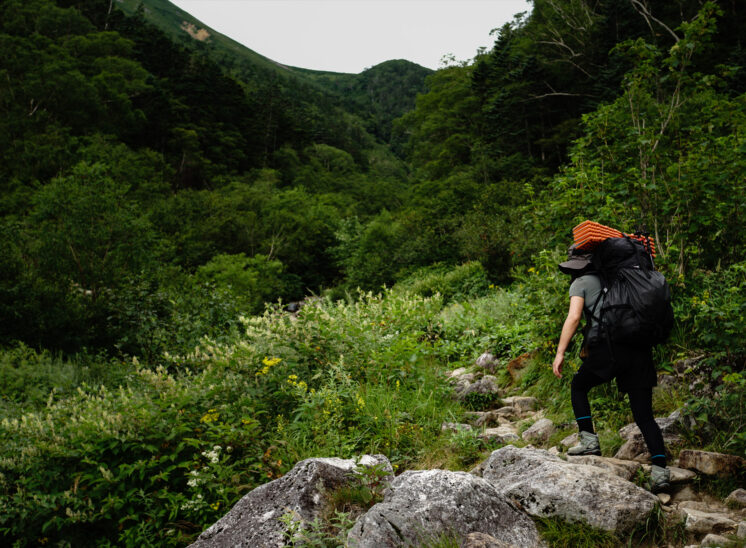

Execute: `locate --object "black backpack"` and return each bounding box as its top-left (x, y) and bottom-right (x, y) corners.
top-left (585, 237), bottom-right (674, 348)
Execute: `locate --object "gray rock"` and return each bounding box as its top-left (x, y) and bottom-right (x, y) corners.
top-left (657, 493), bottom-right (671, 505)
top-left (496, 406), bottom-right (519, 420)
top-left (476, 353), bottom-right (500, 373)
top-left (680, 507), bottom-right (737, 535)
top-left (453, 373), bottom-right (477, 395)
top-left (481, 446), bottom-right (657, 533)
top-left (615, 410), bottom-right (683, 461)
top-left (674, 355), bottom-right (705, 375)
top-left (672, 485), bottom-right (701, 504)
top-left (190, 455), bottom-right (391, 547)
top-left (479, 425), bottom-right (520, 444)
top-left (566, 455), bottom-right (641, 481)
top-left (455, 375), bottom-right (502, 400)
top-left (678, 449), bottom-right (746, 477)
top-left (521, 418), bottom-right (555, 444)
top-left (670, 465), bottom-right (698, 483)
top-left (560, 432), bottom-right (579, 448)
top-left (448, 367), bottom-right (469, 379)
top-left (618, 409), bottom-right (681, 440)
top-left (467, 375), bottom-right (501, 394)
top-left (700, 533), bottom-right (732, 547)
top-left (657, 374), bottom-right (679, 389)
top-left (501, 396), bottom-right (538, 413)
top-left (347, 469), bottom-right (544, 548)
top-left (461, 532), bottom-right (515, 547)
top-left (738, 520), bottom-right (746, 538)
top-left (678, 500), bottom-right (731, 514)
top-left (474, 411), bottom-right (501, 428)
top-left (442, 422), bottom-right (473, 433)
top-left (547, 446), bottom-right (560, 456)
top-left (725, 488), bottom-right (746, 508)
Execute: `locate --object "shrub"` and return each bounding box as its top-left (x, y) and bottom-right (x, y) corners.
top-left (394, 262), bottom-right (489, 303)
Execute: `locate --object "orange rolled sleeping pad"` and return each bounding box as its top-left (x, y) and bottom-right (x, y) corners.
top-left (572, 220), bottom-right (656, 257)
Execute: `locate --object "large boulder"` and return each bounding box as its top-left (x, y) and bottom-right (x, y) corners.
top-left (347, 469), bottom-right (544, 548)
top-left (678, 449), bottom-right (746, 477)
top-left (678, 506), bottom-right (737, 535)
top-left (481, 446), bottom-right (657, 533)
top-left (566, 455), bottom-right (641, 481)
top-left (190, 455), bottom-right (391, 547)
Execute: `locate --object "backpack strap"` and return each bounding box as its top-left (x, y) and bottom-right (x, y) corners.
top-left (582, 279), bottom-right (617, 366)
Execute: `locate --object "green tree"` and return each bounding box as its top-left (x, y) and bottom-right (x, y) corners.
top-left (532, 2), bottom-right (746, 274)
top-left (195, 253), bottom-right (286, 314)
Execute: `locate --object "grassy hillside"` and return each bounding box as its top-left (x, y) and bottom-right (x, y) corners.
top-left (115, 0), bottom-right (298, 78)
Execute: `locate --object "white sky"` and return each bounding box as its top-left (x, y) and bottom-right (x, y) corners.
top-left (170, 0), bottom-right (532, 73)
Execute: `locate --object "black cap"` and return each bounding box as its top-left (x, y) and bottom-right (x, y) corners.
top-left (558, 244), bottom-right (592, 275)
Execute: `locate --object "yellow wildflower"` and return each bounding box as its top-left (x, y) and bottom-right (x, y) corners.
top-left (200, 409), bottom-right (220, 423)
top-left (256, 356), bottom-right (282, 376)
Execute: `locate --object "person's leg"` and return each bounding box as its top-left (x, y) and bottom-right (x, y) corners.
top-left (571, 366), bottom-right (606, 433)
top-left (628, 385), bottom-right (670, 492)
top-left (627, 386), bottom-right (667, 467)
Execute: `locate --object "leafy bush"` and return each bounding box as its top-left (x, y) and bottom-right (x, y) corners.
top-left (195, 253), bottom-right (288, 315)
top-left (0, 344), bottom-right (124, 409)
top-left (674, 261), bottom-right (746, 356)
top-left (0, 289), bottom-right (466, 546)
top-left (395, 262), bottom-right (489, 303)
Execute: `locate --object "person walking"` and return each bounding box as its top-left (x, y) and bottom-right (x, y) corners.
top-left (552, 245), bottom-right (671, 493)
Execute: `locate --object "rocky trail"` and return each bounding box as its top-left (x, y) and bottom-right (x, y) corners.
top-left (190, 353), bottom-right (745, 547)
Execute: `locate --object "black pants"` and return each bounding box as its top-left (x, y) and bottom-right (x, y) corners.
top-left (571, 365), bottom-right (666, 464)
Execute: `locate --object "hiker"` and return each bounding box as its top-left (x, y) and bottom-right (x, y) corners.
top-left (551, 245), bottom-right (671, 493)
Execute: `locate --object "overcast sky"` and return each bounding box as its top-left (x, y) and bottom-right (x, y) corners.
top-left (170, 0), bottom-right (532, 73)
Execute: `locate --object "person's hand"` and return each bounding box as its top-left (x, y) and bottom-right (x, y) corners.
top-left (552, 354), bottom-right (564, 378)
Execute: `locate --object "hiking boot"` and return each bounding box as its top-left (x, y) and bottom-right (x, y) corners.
top-left (567, 431), bottom-right (601, 456)
top-left (648, 465), bottom-right (671, 494)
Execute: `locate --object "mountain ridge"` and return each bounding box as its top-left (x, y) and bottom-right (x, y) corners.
top-left (115, 0), bottom-right (430, 82)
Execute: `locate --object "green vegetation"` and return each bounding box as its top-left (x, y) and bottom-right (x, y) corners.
top-left (1, 0), bottom-right (745, 546)
top-left (534, 516), bottom-right (621, 548)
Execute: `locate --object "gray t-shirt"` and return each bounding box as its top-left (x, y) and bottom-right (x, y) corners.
top-left (569, 274), bottom-right (603, 326)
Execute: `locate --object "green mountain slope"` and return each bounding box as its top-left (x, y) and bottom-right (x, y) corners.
top-left (298, 60), bottom-right (434, 141)
top-left (114, 0), bottom-right (431, 143)
top-left (115, 0), bottom-right (298, 79)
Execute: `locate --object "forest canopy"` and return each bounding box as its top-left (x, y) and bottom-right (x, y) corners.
top-left (0, 0), bottom-right (744, 358)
